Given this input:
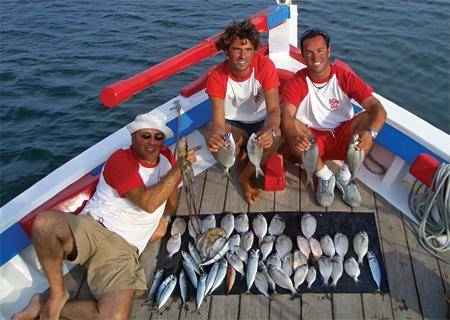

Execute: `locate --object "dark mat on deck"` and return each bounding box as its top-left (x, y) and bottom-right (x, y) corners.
top-left (153, 211), bottom-right (389, 299)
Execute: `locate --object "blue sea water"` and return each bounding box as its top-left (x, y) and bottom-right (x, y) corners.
top-left (1, 0), bottom-right (449, 206)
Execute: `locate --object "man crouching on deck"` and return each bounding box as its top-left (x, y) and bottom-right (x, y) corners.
top-left (13, 113), bottom-right (199, 320)
top-left (206, 19), bottom-right (282, 204)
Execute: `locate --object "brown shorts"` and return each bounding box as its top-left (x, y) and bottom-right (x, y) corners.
top-left (64, 213), bottom-right (147, 299)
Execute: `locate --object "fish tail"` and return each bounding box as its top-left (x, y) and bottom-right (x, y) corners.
top-left (222, 169), bottom-right (231, 180)
top-left (255, 167), bottom-right (264, 178)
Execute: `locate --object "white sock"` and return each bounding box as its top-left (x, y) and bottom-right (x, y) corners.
top-left (316, 165), bottom-right (333, 181)
top-left (337, 164), bottom-right (351, 184)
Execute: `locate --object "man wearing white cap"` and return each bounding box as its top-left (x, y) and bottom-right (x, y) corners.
top-left (13, 113), bottom-right (199, 320)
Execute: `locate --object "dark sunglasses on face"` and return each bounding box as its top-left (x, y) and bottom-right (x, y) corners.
top-left (140, 132), bottom-right (165, 141)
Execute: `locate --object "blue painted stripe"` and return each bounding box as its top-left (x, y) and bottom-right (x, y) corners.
top-left (90, 163), bottom-right (104, 176)
top-left (0, 222), bottom-right (31, 266)
top-left (266, 5), bottom-right (291, 30)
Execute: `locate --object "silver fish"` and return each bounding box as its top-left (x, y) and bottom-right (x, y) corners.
top-left (320, 234), bottom-right (336, 258)
top-left (156, 274), bottom-right (177, 310)
top-left (292, 250), bottom-right (308, 271)
top-left (296, 236), bottom-right (311, 258)
top-left (268, 214), bottom-right (286, 236)
top-left (266, 252), bottom-right (282, 270)
top-left (177, 136), bottom-right (198, 215)
top-left (226, 252), bottom-right (245, 276)
top-left (220, 213), bottom-right (235, 238)
top-left (201, 214), bottom-right (216, 233)
top-left (344, 256), bottom-right (360, 284)
top-left (229, 234), bottom-right (241, 251)
top-left (282, 253), bottom-right (294, 277)
top-left (293, 264), bottom-right (309, 290)
top-left (240, 230), bottom-right (254, 252)
top-left (188, 215), bottom-right (202, 240)
top-left (301, 213), bottom-right (317, 239)
top-left (353, 231), bottom-right (369, 264)
top-left (260, 235), bottom-right (276, 261)
top-left (334, 232), bottom-right (349, 258)
top-left (276, 235), bottom-right (293, 261)
top-left (145, 269), bottom-right (164, 303)
top-left (167, 233), bottom-right (181, 259)
top-left (308, 237), bottom-right (323, 257)
top-left (247, 133), bottom-right (264, 178)
top-left (216, 132), bottom-right (236, 179)
top-left (179, 270), bottom-right (188, 307)
top-left (331, 255), bottom-right (343, 287)
top-left (235, 212), bottom-right (249, 234)
top-left (252, 213), bottom-right (268, 245)
top-left (182, 260), bottom-right (198, 289)
top-left (268, 265), bottom-right (297, 295)
top-left (306, 266), bottom-right (317, 289)
top-left (258, 261), bottom-right (276, 293)
top-left (318, 256), bottom-right (333, 286)
top-left (171, 216), bottom-right (187, 236)
top-left (210, 259), bottom-right (228, 294)
top-left (255, 271), bottom-right (270, 298)
top-left (246, 249), bottom-right (260, 292)
top-left (188, 242), bottom-right (202, 264)
top-left (235, 246), bottom-right (249, 264)
top-left (196, 273), bottom-right (207, 311)
top-left (301, 136), bottom-right (319, 190)
top-left (367, 251), bottom-right (381, 291)
top-left (346, 134), bottom-right (365, 180)
top-left (205, 262), bottom-right (220, 295)
top-left (181, 250), bottom-right (202, 275)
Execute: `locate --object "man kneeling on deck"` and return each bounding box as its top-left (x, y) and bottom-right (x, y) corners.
top-left (281, 29), bottom-right (387, 207)
top-left (14, 113), bottom-right (199, 320)
top-left (206, 19), bottom-right (282, 204)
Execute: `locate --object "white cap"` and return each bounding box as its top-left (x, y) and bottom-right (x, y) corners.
top-left (126, 113), bottom-right (174, 139)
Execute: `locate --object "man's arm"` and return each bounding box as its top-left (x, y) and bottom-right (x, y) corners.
top-left (281, 103), bottom-right (312, 151)
top-left (257, 88), bottom-right (281, 149)
top-left (356, 95), bottom-right (387, 151)
top-left (149, 188), bottom-right (180, 242)
top-left (206, 96), bottom-right (227, 152)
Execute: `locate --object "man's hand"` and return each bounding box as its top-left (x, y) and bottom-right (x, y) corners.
top-left (355, 130), bottom-right (374, 152)
top-left (207, 131), bottom-right (227, 153)
top-left (256, 127), bottom-right (276, 149)
top-left (150, 217), bottom-right (169, 242)
top-left (293, 134), bottom-right (312, 153)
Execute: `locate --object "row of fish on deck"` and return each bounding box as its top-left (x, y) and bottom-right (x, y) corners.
top-left (146, 212), bottom-right (382, 312)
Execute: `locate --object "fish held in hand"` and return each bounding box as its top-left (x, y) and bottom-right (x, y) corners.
top-left (353, 231), bottom-right (369, 264)
top-left (178, 137), bottom-right (198, 215)
top-left (268, 214), bottom-right (286, 236)
top-left (216, 132), bottom-right (236, 179)
top-left (252, 213), bottom-right (268, 245)
top-left (301, 213), bottom-right (317, 239)
top-left (247, 133), bottom-right (264, 178)
top-left (301, 136), bottom-right (319, 190)
top-left (346, 134), bottom-right (365, 180)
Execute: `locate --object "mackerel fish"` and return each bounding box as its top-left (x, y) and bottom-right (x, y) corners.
top-left (210, 259), bottom-right (228, 294)
top-left (205, 262), bottom-right (219, 296)
top-left (156, 274), bottom-right (177, 311)
top-left (246, 249), bottom-right (260, 292)
top-left (346, 134), bottom-right (365, 180)
top-left (301, 136), bottom-right (319, 190)
top-left (247, 133), bottom-right (264, 178)
top-left (367, 251), bottom-right (381, 291)
top-left (196, 273), bottom-right (207, 311)
top-left (258, 261), bottom-right (276, 293)
top-left (182, 259), bottom-right (198, 289)
top-left (145, 268), bottom-right (164, 303)
top-left (179, 270), bottom-right (188, 308)
top-left (177, 137), bottom-right (198, 215)
top-left (216, 132), bottom-right (236, 179)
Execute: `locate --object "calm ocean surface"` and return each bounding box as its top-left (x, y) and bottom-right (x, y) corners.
top-left (1, 0), bottom-right (449, 205)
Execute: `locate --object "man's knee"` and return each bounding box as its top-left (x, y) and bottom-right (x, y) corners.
top-left (32, 211), bottom-right (61, 236)
top-left (98, 290), bottom-right (134, 320)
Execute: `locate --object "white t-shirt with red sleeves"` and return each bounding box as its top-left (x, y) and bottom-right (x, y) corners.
top-left (81, 147), bottom-right (175, 254)
top-left (206, 54), bottom-right (280, 124)
top-left (281, 63), bottom-right (373, 130)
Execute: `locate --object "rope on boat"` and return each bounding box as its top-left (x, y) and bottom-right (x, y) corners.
top-left (408, 162), bottom-right (450, 263)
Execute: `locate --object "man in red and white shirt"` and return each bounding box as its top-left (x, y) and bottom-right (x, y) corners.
top-left (14, 113), bottom-right (199, 320)
top-left (281, 29), bottom-right (386, 208)
top-left (206, 19), bottom-right (282, 204)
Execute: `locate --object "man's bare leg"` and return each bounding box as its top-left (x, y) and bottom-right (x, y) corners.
top-left (12, 293), bottom-right (44, 320)
top-left (31, 211), bottom-right (75, 320)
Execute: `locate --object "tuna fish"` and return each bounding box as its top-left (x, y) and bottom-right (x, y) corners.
top-left (171, 217), bottom-right (187, 236)
top-left (235, 212), bottom-right (249, 234)
top-left (260, 235), bottom-right (276, 261)
top-left (246, 249), bottom-right (260, 292)
top-left (145, 268), bottom-right (164, 303)
top-left (216, 132), bottom-right (236, 179)
top-left (268, 214), bottom-right (286, 236)
top-left (346, 134), bottom-right (365, 180)
top-left (196, 273), bottom-right (207, 311)
top-left (201, 214), bottom-right (216, 233)
top-left (367, 251), bottom-right (381, 291)
top-left (220, 213), bottom-right (235, 238)
top-left (334, 232), bottom-right (349, 258)
top-left (247, 133), bottom-right (265, 178)
top-left (297, 235), bottom-right (311, 258)
top-left (301, 136), bottom-right (319, 190)
top-left (276, 235), bottom-right (293, 260)
top-left (166, 233), bottom-right (181, 259)
top-left (344, 257), bottom-right (360, 284)
top-left (330, 255), bottom-right (343, 287)
top-left (301, 213), bottom-right (317, 239)
top-left (320, 234), bottom-right (336, 258)
top-left (293, 264), bottom-right (309, 290)
top-left (318, 256), bottom-right (333, 286)
top-left (252, 213), bottom-right (268, 244)
top-left (306, 266), bottom-right (317, 289)
top-left (353, 231), bottom-right (369, 264)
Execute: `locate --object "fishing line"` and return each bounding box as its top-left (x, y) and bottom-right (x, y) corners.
top-left (408, 162), bottom-right (450, 263)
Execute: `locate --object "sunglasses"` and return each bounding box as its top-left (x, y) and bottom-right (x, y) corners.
top-left (140, 132), bottom-right (165, 141)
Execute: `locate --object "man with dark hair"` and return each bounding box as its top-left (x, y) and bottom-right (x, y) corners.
top-left (206, 19), bottom-right (282, 204)
top-left (281, 28), bottom-right (386, 207)
top-left (13, 113), bottom-right (199, 320)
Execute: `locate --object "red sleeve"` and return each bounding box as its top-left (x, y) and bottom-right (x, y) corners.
top-left (335, 65), bottom-right (373, 104)
top-left (280, 71), bottom-right (308, 108)
top-left (206, 63), bottom-right (227, 99)
top-left (103, 149), bottom-right (144, 197)
top-left (255, 55), bottom-right (280, 92)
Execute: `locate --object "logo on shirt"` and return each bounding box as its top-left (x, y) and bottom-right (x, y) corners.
top-left (329, 98), bottom-right (340, 111)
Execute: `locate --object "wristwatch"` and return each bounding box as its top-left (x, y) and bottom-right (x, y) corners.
top-left (162, 215), bottom-right (172, 223)
top-left (368, 128), bottom-right (378, 141)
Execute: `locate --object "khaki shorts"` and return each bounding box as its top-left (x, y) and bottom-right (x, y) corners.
top-left (64, 213), bottom-right (147, 299)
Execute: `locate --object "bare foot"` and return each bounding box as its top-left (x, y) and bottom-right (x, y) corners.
top-left (12, 293), bottom-right (43, 320)
top-left (40, 290), bottom-right (69, 320)
top-left (240, 177), bottom-right (261, 204)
